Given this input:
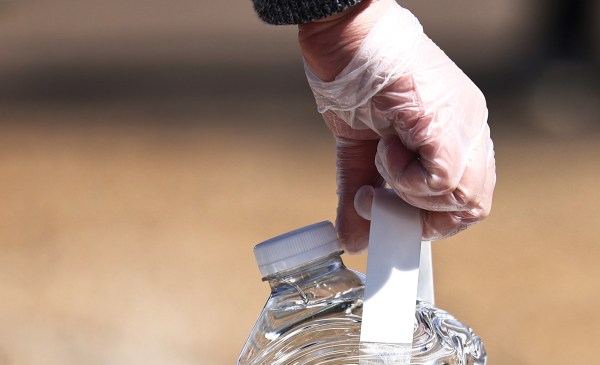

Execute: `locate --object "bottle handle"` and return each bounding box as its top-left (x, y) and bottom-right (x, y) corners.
top-left (359, 188), bottom-right (428, 363)
top-left (418, 241), bottom-right (434, 305)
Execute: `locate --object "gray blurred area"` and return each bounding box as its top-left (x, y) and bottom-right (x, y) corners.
top-left (0, 1), bottom-right (599, 364)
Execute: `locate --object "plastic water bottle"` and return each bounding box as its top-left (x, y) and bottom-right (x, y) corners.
top-left (237, 221), bottom-right (487, 364)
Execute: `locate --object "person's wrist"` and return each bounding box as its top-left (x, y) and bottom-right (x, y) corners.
top-left (298, 0), bottom-right (389, 81)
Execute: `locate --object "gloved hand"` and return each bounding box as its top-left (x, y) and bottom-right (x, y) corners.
top-left (298, 0), bottom-right (496, 253)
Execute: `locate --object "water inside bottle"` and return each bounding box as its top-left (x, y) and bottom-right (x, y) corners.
top-left (238, 222), bottom-right (486, 365)
top-left (244, 299), bottom-right (485, 364)
top-left (238, 258), bottom-right (485, 364)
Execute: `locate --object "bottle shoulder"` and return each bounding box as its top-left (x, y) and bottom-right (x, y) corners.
top-left (268, 266), bottom-right (364, 312)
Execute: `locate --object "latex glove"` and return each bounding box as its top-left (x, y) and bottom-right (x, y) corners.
top-left (299, 0), bottom-right (496, 253)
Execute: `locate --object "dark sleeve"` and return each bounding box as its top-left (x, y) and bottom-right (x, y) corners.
top-left (252, 0), bottom-right (364, 25)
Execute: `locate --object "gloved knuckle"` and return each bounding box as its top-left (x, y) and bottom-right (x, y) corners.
top-left (428, 174), bottom-right (460, 195)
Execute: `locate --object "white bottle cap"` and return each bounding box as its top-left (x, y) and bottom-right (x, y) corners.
top-left (254, 221), bottom-right (342, 277)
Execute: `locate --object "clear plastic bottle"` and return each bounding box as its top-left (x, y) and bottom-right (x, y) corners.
top-left (238, 221), bottom-right (487, 365)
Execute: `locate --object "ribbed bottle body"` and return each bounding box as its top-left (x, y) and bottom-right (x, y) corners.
top-left (238, 254), bottom-right (486, 365)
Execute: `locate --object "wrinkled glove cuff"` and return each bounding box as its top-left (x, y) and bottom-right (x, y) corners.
top-left (252, 0), bottom-right (364, 25)
top-left (305, 1), bottom-right (423, 132)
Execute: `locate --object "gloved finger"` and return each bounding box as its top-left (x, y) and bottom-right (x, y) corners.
top-left (421, 176), bottom-right (493, 240)
top-left (421, 139), bottom-right (496, 240)
top-left (378, 125), bottom-right (492, 212)
top-left (334, 137), bottom-right (384, 253)
top-left (421, 210), bottom-right (472, 241)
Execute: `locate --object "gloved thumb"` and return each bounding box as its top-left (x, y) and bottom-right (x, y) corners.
top-left (354, 185), bottom-right (375, 220)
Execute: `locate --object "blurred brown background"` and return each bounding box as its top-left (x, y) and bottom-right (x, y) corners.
top-left (1, 0), bottom-right (599, 364)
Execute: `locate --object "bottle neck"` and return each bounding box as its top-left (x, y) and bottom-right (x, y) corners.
top-left (263, 252), bottom-right (344, 293)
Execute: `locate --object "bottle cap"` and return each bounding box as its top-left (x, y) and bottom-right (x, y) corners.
top-left (254, 221), bottom-right (342, 277)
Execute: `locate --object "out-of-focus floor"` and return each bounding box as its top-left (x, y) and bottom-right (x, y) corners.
top-left (1, 98), bottom-right (599, 365)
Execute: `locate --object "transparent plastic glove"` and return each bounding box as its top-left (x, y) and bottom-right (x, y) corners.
top-left (301, 0), bottom-right (496, 252)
